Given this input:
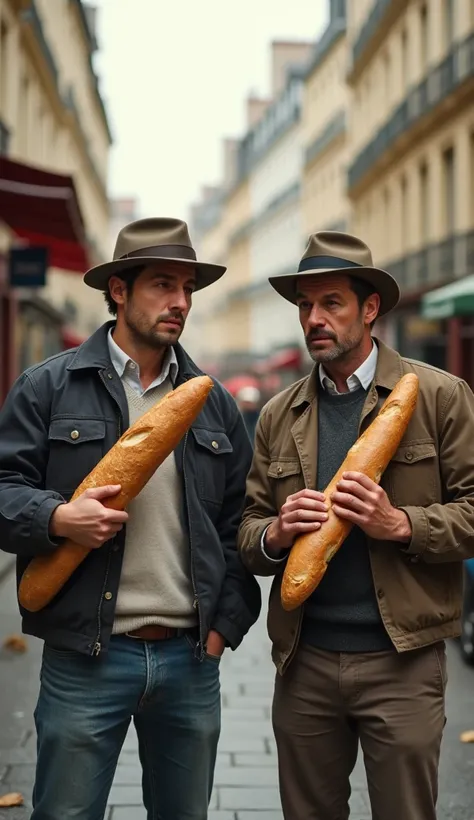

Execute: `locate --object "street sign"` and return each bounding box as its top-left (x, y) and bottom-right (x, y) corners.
top-left (8, 246), bottom-right (48, 288)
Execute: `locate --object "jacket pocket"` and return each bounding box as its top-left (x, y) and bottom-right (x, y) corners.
top-left (267, 459), bottom-right (303, 511)
top-left (192, 428), bottom-right (233, 506)
top-left (385, 440), bottom-right (438, 507)
top-left (46, 416), bottom-right (107, 496)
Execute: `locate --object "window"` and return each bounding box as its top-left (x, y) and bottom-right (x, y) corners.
top-left (419, 162), bottom-right (430, 242)
top-left (18, 74), bottom-right (29, 155)
top-left (420, 5), bottom-right (429, 72)
top-left (401, 29), bottom-right (408, 91)
top-left (442, 147), bottom-right (455, 233)
top-left (383, 51), bottom-right (391, 108)
top-left (400, 175), bottom-right (408, 252)
top-left (444, 0), bottom-right (455, 48)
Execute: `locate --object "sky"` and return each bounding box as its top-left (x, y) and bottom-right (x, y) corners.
top-left (93, 0), bottom-right (328, 222)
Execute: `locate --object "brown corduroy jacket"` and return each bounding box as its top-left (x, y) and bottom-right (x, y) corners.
top-left (238, 340), bottom-right (474, 675)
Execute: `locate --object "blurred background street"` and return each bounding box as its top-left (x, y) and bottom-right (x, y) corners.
top-left (1, 0), bottom-right (474, 816)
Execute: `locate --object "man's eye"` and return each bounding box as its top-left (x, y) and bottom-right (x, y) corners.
top-left (298, 301), bottom-right (311, 311)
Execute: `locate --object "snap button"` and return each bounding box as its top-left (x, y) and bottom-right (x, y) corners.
top-left (277, 466), bottom-right (283, 475)
top-left (405, 452), bottom-right (413, 461)
top-left (211, 440), bottom-right (219, 450)
top-left (129, 363), bottom-right (136, 370)
top-left (70, 430), bottom-right (80, 440)
top-left (107, 372), bottom-right (113, 380)
top-left (104, 591), bottom-right (113, 601)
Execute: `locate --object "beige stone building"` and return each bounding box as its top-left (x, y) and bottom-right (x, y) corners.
top-left (190, 0), bottom-right (474, 385)
top-left (302, 0), bottom-right (349, 235)
top-left (0, 0), bottom-right (111, 401)
top-left (346, 0), bottom-right (474, 379)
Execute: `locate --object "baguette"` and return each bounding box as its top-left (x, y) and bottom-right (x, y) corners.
top-left (18, 375), bottom-right (214, 613)
top-left (280, 373), bottom-right (419, 611)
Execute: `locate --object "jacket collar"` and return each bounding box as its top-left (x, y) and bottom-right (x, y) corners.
top-left (290, 337), bottom-right (404, 409)
top-left (66, 321), bottom-right (202, 379)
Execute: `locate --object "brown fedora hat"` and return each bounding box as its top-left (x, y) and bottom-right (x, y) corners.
top-left (269, 230), bottom-right (400, 317)
top-left (84, 217), bottom-right (226, 291)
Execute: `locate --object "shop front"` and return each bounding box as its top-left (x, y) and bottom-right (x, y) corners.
top-left (421, 275), bottom-right (474, 387)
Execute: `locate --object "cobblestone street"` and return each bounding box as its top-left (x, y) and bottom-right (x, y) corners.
top-left (1, 564), bottom-right (474, 819)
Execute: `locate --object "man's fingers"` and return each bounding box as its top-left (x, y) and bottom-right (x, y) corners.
top-left (335, 479), bottom-right (371, 501)
top-left (289, 489), bottom-right (326, 503)
top-left (330, 491), bottom-right (366, 513)
top-left (285, 509), bottom-right (328, 524)
top-left (341, 472), bottom-right (377, 490)
top-left (332, 504), bottom-right (360, 523)
top-left (286, 497), bottom-right (328, 513)
top-left (104, 509), bottom-right (129, 524)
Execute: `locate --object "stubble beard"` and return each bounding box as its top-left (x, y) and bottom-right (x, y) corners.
top-left (124, 305), bottom-right (183, 351)
top-left (306, 321), bottom-right (365, 365)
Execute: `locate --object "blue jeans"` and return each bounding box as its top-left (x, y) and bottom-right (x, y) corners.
top-left (31, 634), bottom-right (221, 820)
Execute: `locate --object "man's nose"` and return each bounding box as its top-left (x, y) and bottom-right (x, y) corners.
top-left (170, 289), bottom-right (188, 312)
top-left (307, 306), bottom-right (326, 327)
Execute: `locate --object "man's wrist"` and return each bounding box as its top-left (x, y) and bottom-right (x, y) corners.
top-left (392, 508), bottom-right (412, 543)
top-left (49, 503), bottom-right (67, 538)
top-left (264, 522), bottom-right (290, 557)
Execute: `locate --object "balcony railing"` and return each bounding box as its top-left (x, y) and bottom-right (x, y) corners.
top-left (305, 110), bottom-right (346, 166)
top-left (348, 33), bottom-right (474, 191)
top-left (0, 119), bottom-right (10, 155)
top-left (352, 0), bottom-right (393, 66)
top-left (385, 230), bottom-right (474, 293)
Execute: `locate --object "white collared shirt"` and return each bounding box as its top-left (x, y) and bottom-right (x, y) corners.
top-left (319, 341), bottom-right (378, 395)
top-left (107, 328), bottom-right (178, 396)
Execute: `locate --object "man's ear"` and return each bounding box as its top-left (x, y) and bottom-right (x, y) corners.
top-left (108, 276), bottom-right (127, 307)
top-left (364, 292), bottom-right (380, 326)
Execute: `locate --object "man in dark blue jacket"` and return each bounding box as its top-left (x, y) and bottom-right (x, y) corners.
top-left (0, 217), bottom-right (261, 820)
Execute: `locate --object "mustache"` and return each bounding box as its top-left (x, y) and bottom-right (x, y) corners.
top-left (156, 313), bottom-right (184, 327)
top-left (306, 329), bottom-right (337, 343)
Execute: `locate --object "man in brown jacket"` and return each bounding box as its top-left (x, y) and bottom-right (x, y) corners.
top-left (238, 230), bottom-right (474, 820)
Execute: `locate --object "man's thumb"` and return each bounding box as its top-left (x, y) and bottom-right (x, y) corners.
top-left (84, 485), bottom-right (121, 500)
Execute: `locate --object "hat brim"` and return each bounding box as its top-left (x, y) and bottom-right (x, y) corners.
top-left (268, 265), bottom-right (400, 317)
top-left (83, 255), bottom-right (226, 292)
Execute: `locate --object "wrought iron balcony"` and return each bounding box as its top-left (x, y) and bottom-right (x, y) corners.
top-left (385, 230), bottom-right (474, 293)
top-left (348, 33), bottom-right (474, 191)
top-left (305, 111), bottom-right (346, 167)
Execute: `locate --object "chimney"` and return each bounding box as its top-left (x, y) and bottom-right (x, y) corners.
top-left (246, 95), bottom-right (271, 129)
top-left (270, 40), bottom-right (313, 97)
top-left (222, 138), bottom-right (240, 188)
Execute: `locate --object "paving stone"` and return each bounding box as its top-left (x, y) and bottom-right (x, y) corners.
top-left (2, 764), bottom-right (35, 787)
top-left (217, 736), bottom-right (267, 753)
top-left (108, 785), bottom-right (218, 810)
top-left (214, 766), bottom-right (278, 787)
top-left (233, 753), bottom-right (276, 767)
top-left (219, 786), bottom-right (282, 811)
top-left (221, 707), bottom-right (268, 721)
top-left (235, 813), bottom-right (283, 820)
top-left (109, 765), bottom-right (142, 785)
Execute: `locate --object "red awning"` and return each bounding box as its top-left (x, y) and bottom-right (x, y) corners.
top-left (254, 348), bottom-right (302, 374)
top-left (62, 327), bottom-right (87, 349)
top-left (222, 374), bottom-right (260, 396)
top-left (0, 157), bottom-right (89, 272)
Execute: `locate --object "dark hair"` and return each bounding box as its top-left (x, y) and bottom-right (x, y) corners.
top-left (103, 265), bottom-right (145, 316)
top-left (349, 275), bottom-right (378, 327)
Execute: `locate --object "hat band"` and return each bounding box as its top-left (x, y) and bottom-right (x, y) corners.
top-left (298, 255), bottom-right (363, 273)
top-left (119, 244), bottom-right (197, 262)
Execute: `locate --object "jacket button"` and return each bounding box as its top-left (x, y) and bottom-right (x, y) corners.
top-left (70, 430), bottom-right (80, 440)
top-left (107, 372), bottom-right (113, 380)
top-left (405, 452), bottom-right (413, 461)
top-left (277, 466), bottom-right (283, 475)
top-left (104, 591), bottom-right (113, 600)
top-left (211, 440), bottom-right (219, 450)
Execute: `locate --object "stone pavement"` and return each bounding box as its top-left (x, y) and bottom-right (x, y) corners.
top-left (1, 570), bottom-right (474, 819)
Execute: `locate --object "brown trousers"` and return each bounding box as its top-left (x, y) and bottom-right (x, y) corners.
top-left (272, 642), bottom-right (447, 820)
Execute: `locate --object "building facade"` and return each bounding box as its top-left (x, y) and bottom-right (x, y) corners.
top-left (191, 0), bottom-right (474, 387)
top-left (347, 0), bottom-right (474, 379)
top-left (0, 0), bottom-right (112, 401)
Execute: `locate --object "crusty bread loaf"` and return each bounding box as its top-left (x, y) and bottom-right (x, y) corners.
top-left (280, 373), bottom-right (419, 611)
top-left (18, 375), bottom-right (214, 613)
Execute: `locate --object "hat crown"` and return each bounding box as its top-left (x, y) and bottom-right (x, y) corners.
top-left (113, 217), bottom-right (193, 261)
top-left (302, 231), bottom-right (374, 268)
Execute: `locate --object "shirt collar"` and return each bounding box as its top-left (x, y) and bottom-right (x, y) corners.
top-left (319, 341), bottom-right (378, 395)
top-left (107, 328), bottom-right (178, 386)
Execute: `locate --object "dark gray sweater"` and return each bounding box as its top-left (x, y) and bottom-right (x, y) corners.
top-left (301, 386), bottom-right (393, 652)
